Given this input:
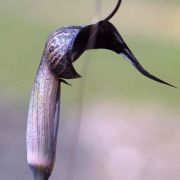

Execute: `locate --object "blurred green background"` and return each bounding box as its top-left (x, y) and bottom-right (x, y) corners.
top-left (0, 0), bottom-right (180, 106)
top-left (0, 0), bottom-right (180, 180)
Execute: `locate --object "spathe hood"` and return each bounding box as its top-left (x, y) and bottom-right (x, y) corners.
top-left (70, 20), bottom-right (176, 88)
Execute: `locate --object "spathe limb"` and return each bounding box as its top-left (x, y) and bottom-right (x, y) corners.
top-left (74, 21), bottom-right (176, 88)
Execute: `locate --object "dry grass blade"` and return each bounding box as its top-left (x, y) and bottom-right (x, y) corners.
top-left (66, 1), bottom-right (102, 180)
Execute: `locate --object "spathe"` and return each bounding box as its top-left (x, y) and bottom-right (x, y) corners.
top-left (27, 1), bottom-right (177, 180)
top-left (50, 20), bottom-right (176, 88)
top-left (42, 0), bottom-right (176, 88)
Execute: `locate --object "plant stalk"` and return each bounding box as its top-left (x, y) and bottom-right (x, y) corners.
top-left (32, 170), bottom-right (49, 180)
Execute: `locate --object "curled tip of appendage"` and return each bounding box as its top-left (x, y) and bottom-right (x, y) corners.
top-left (103, 0), bottom-right (122, 21)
